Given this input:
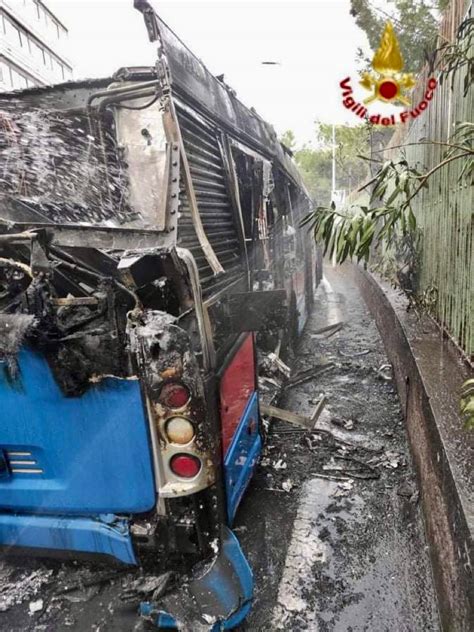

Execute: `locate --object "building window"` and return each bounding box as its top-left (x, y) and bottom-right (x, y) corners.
top-left (0, 60), bottom-right (11, 87)
top-left (53, 58), bottom-right (60, 79)
top-left (30, 39), bottom-right (42, 63)
top-left (3, 15), bottom-right (17, 44)
top-left (2, 59), bottom-right (34, 90)
top-left (0, 10), bottom-right (71, 84)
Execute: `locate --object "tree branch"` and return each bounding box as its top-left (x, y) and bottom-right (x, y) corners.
top-left (404, 152), bottom-right (471, 205)
top-left (373, 139), bottom-right (474, 155)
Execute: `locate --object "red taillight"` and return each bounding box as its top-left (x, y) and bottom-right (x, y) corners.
top-left (170, 454), bottom-right (201, 478)
top-left (159, 382), bottom-right (190, 409)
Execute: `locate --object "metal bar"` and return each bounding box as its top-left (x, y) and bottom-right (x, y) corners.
top-left (261, 397), bottom-right (327, 431)
top-left (51, 297), bottom-right (100, 306)
top-left (0, 222), bottom-right (166, 250)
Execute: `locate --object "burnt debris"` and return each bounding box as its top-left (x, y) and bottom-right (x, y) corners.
top-left (0, 233), bottom-right (184, 395)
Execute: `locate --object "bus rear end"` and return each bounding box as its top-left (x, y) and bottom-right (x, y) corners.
top-left (0, 4), bottom-right (316, 627)
top-left (0, 75), bottom-right (254, 628)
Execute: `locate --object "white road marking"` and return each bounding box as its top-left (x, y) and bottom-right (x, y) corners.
top-left (271, 478), bottom-right (336, 630)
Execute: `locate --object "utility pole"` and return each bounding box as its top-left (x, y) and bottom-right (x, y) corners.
top-left (331, 124), bottom-right (336, 205)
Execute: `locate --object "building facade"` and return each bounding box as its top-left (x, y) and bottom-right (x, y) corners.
top-left (0, 0), bottom-right (72, 90)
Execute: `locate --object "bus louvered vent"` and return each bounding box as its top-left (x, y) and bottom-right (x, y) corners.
top-left (176, 107), bottom-right (243, 294)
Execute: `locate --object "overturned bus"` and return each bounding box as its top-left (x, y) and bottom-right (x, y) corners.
top-left (0, 1), bottom-right (320, 628)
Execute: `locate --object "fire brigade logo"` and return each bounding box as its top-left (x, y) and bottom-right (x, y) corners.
top-left (339, 20), bottom-right (436, 125)
top-left (359, 21), bottom-right (415, 107)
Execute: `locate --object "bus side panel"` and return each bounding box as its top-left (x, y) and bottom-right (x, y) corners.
top-left (219, 334), bottom-right (261, 522)
top-left (224, 393), bottom-right (261, 523)
top-left (220, 334), bottom-right (256, 456)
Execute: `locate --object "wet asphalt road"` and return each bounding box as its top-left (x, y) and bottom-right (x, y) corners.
top-left (0, 265), bottom-right (440, 631)
top-left (237, 265), bottom-right (440, 631)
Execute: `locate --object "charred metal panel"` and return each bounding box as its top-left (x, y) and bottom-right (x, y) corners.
top-left (0, 78), bottom-right (111, 111)
top-left (114, 96), bottom-right (170, 230)
top-left (226, 290), bottom-right (288, 333)
top-left (0, 79), bottom-right (172, 235)
top-left (134, 1), bottom-right (309, 196)
top-left (0, 223), bottom-right (168, 250)
top-left (176, 105), bottom-right (244, 294)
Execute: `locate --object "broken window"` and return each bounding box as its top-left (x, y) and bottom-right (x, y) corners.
top-left (230, 143), bottom-right (275, 289)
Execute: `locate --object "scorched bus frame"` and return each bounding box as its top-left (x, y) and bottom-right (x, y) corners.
top-left (0, 0), bottom-right (320, 628)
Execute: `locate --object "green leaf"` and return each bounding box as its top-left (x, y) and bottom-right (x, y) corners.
top-left (300, 212), bottom-right (315, 227)
top-left (386, 186), bottom-right (402, 206)
top-left (460, 400), bottom-right (474, 415)
top-left (408, 209), bottom-right (417, 232)
top-left (359, 222), bottom-right (376, 248)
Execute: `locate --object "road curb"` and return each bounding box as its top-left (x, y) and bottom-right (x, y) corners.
top-left (352, 265), bottom-right (473, 632)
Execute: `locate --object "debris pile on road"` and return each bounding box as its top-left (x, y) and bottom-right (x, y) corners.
top-left (255, 307), bottom-right (408, 497)
top-left (258, 351), bottom-right (291, 405)
top-left (0, 563), bottom-right (53, 613)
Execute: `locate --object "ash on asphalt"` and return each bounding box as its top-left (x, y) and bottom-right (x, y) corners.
top-left (0, 265), bottom-right (441, 631)
top-left (235, 265), bottom-right (441, 631)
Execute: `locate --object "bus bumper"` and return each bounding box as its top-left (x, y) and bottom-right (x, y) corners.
top-left (140, 526), bottom-right (253, 629)
top-left (0, 513), bottom-right (137, 565)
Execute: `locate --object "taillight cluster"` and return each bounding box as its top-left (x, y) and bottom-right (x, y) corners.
top-left (159, 381), bottom-right (202, 479)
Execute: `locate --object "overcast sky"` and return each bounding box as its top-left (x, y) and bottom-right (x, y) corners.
top-left (47, 0), bottom-right (371, 144)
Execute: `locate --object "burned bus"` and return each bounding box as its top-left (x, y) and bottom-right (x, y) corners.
top-left (0, 1), bottom-right (320, 628)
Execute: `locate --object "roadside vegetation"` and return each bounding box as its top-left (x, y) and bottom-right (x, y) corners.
top-left (349, 0), bottom-right (450, 74)
top-left (282, 5), bottom-right (473, 427)
top-left (461, 379), bottom-right (474, 430)
top-left (302, 120), bottom-right (473, 268)
top-left (280, 124), bottom-right (372, 206)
